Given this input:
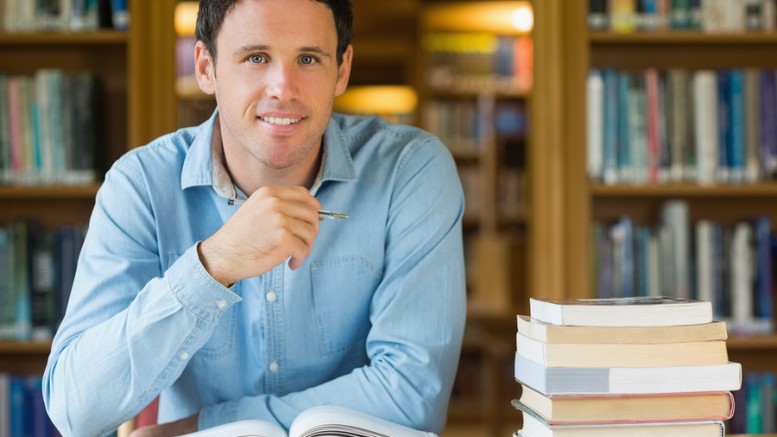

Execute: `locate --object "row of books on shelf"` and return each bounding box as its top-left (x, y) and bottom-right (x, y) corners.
top-left (734, 372), bottom-right (777, 433)
top-left (0, 374), bottom-right (59, 437)
top-left (1, 0), bottom-right (129, 33)
top-left (514, 296), bottom-right (742, 436)
top-left (0, 70), bottom-right (99, 186)
top-left (592, 200), bottom-right (773, 334)
top-left (588, 0), bottom-right (777, 33)
top-left (422, 32), bottom-right (532, 94)
top-left (0, 220), bottom-right (86, 342)
top-left (587, 68), bottom-right (777, 185)
top-left (457, 164), bottom-right (526, 222)
top-left (423, 99), bottom-right (526, 156)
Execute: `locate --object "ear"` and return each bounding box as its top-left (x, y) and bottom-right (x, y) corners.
top-left (194, 40), bottom-right (216, 95)
top-left (334, 44), bottom-right (353, 97)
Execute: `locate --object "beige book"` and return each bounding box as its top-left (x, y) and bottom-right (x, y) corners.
top-left (514, 385), bottom-right (735, 425)
top-left (517, 315), bottom-right (728, 344)
top-left (517, 333), bottom-right (728, 368)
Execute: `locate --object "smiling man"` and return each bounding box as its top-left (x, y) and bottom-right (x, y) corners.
top-left (42, 1), bottom-right (466, 436)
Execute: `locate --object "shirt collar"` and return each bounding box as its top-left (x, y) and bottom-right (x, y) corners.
top-left (180, 110), bottom-right (357, 198)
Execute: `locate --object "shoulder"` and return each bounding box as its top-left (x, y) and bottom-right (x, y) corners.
top-left (330, 113), bottom-right (453, 166)
top-left (108, 126), bottom-right (197, 184)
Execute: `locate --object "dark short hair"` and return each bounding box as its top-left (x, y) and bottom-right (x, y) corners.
top-left (195, 0), bottom-right (353, 65)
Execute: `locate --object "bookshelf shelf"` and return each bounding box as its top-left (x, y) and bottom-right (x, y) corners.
top-left (561, 2), bottom-right (777, 431)
top-left (0, 341), bottom-right (52, 354)
top-left (591, 183), bottom-right (777, 198)
top-left (0, 30), bottom-right (128, 45)
top-left (589, 31), bottom-right (777, 45)
top-left (728, 335), bottom-right (777, 350)
top-left (0, 185), bottom-right (100, 199)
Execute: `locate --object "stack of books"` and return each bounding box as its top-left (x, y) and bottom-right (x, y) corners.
top-left (513, 296), bottom-right (743, 436)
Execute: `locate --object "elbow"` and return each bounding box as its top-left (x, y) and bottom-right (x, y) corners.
top-left (43, 360), bottom-right (109, 437)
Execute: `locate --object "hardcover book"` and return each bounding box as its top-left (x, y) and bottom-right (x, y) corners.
top-left (513, 385), bottom-right (735, 425)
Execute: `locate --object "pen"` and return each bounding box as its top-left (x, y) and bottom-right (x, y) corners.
top-left (227, 198), bottom-right (349, 220)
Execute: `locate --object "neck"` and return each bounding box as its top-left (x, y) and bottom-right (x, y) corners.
top-left (215, 122), bottom-right (323, 193)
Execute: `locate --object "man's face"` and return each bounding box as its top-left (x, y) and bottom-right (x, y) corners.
top-left (197, 0), bottom-right (352, 175)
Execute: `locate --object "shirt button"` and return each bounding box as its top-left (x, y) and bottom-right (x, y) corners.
top-left (268, 361), bottom-right (280, 373)
top-left (216, 300), bottom-right (228, 310)
top-left (179, 352), bottom-right (190, 361)
top-left (266, 290), bottom-right (277, 302)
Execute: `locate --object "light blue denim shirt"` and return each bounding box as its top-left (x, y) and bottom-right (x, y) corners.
top-left (42, 111), bottom-right (466, 437)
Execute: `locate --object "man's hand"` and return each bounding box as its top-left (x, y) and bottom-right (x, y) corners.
top-left (128, 414), bottom-right (197, 437)
top-left (199, 186), bottom-right (322, 286)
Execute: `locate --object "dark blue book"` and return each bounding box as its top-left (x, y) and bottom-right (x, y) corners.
top-left (752, 216), bottom-right (773, 333)
top-left (760, 71), bottom-right (777, 178)
top-left (716, 70), bottom-right (730, 182)
top-left (10, 376), bottom-right (29, 437)
top-left (728, 69), bottom-right (745, 182)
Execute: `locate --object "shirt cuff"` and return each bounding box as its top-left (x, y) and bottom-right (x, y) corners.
top-left (166, 242), bottom-right (242, 326)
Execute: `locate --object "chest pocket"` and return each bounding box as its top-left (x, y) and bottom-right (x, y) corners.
top-left (168, 252), bottom-right (238, 357)
top-left (311, 256), bottom-right (381, 356)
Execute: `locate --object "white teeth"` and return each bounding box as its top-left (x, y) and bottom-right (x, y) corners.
top-left (262, 116), bottom-right (302, 125)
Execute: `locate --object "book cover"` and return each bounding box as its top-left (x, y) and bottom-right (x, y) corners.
top-left (514, 385), bottom-right (735, 425)
top-left (514, 354), bottom-right (742, 395)
top-left (528, 296), bottom-right (713, 327)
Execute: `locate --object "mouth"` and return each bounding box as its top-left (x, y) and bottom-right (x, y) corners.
top-left (259, 116), bottom-right (304, 125)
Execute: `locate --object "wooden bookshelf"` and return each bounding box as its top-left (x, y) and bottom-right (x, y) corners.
top-left (0, 0), bottom-right (175, 374)
top-left (559, 1), bottom-right (777, 431)
top-left (415, 2), bottom-right (537, 435)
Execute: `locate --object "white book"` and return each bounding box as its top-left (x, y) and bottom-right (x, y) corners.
top-left (514, 354), bottom-right (742, 395)
top-left (661, 200), bottom-right (689, 299)
top-left (695, 220), bottom-right (714, 305)
top-left (692, 70), bottom-right (718, 185)
top-left (587, 70), bottom-right (604, 181)
top-left (179, 405), bottom-right (436, 437)
top-left (529, 296), bottom-right (713, 327)
top-left (730, 221), bottom-right (754, 333)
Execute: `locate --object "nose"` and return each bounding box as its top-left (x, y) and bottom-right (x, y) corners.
top-left (265, 61), bottom-right (299, 101)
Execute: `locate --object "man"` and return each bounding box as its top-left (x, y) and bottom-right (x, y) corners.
top-left (43, 0), bottom-right (466, 435)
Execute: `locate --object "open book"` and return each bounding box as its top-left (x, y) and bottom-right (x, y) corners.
top-left (178, 405), bottom-right (438, 437)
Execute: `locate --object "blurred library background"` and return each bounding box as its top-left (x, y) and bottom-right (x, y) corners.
top-left (3, 0), bottom-right (777, 436)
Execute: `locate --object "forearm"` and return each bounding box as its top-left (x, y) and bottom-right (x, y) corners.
top-left (44, 245), bottom-right (239, 437)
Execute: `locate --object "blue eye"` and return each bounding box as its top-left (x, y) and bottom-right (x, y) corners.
top-left (300, 55), bottom-right (316, 65)
top-left (248, 54), bottom-right (265, 64)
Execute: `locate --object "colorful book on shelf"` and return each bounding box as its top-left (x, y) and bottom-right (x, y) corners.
top-left (514, 354), bottom-right (742, 396)
top-left (528, 296), bottom-right (713, 327)
top-left (517, 316), bottom-right (728, 344)
top-left (513, 384), bottom-right (735, 425)
top-left (515, 405), bottom-right (726, 437)
top-left (178, 405), bottom-right (436, 437)
top-left (516, 332), bottom-right (728, 368)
